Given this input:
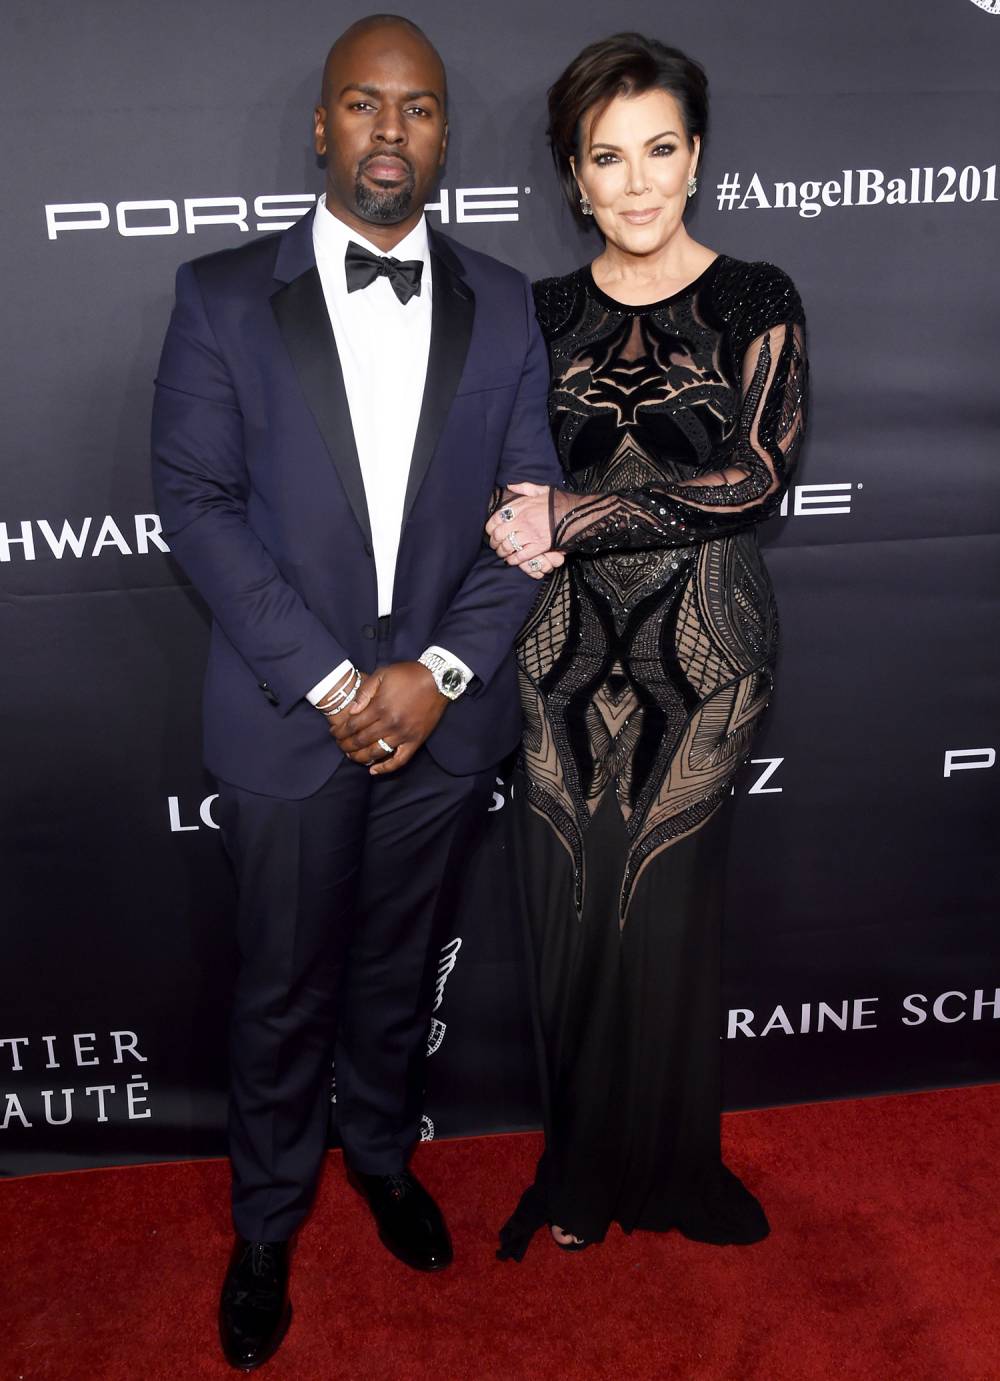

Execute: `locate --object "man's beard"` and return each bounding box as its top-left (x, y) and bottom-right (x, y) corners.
top-left (354, 166), bottom-right (417, 223)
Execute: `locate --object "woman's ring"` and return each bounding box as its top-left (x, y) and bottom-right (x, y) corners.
top-left (528, 558), bottom-right (542, 571)
top-left (509, 532), bottom-right (523, 552)
top-left (499, 505), bottom-right (516, 523)
top-left (377, 738), bottom-right (395, 756)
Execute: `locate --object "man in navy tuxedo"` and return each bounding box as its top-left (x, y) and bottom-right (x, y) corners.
top-left (152, 14), bottom-right (563, 1370)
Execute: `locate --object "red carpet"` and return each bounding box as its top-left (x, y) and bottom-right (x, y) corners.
top-left (5, 1085), bottom-right (999, 1381)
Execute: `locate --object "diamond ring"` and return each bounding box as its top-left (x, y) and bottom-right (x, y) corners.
top-left (509, 532), bottom-right (523, 552)
top-left (377, 738), bottom-right (395, 755)
top-left (528, 558), bottom-right (542, 571)
top-left (499, 505), bottom-right (516, 523)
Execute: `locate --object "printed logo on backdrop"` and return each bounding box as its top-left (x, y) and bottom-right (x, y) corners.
top-left (421, 939), bottom-right (462, 1146)
top-left (169, 794), bottom-right (219, 832)
top-left (328, 938), bottom-right (461, 1134)
top-left (0, 479), bottom-right (858, 567)
top-left (943, 748), bottom-right (995, 778)
top-left (501, 763), bottom-right (787, 803)
top-left (169, 765), bottom-right (785, 839)
top-left (741, 758), bottom-right (784, 795)
top-left (779, 483), bottom-right (860, 518)
top-left (726, 989), bottom-right (1000, 1038)
top-left (169, 790), bottom-right (504, 833)
top-left (1, 1031), bottom-right (152, 1133)
top-left (44, 187), bottom-right (531, 241)
top-left (967, 0), bottom-right (1000, 13)
top-left (0, 514), bottom-right (168, 562)
top-left (715, 165), bottom-right (999, 216)
top-left (427, 938), bottom-right (462, 1057)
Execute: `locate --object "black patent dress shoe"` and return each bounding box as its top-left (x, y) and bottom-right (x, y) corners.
top-left (219, 1238), bottom-right (292, 1372)
top-left (349, 1168), bottom-right (453, 1271)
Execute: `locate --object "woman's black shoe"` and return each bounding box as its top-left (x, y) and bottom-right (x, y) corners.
top-left (348, 1168), bottom-right (453, 1271)
top-left (219, 1238), bottom-right (292, 1372)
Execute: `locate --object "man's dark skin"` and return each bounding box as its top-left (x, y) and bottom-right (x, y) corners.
top-left (312, 17), bottom-right (452, 776)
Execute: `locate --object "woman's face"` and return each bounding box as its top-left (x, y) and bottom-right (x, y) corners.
top-left (572, 88), bottom-right (700, 257)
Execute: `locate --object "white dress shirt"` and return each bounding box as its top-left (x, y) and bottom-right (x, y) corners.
top-left (305, 197), bottom-right (470, 705)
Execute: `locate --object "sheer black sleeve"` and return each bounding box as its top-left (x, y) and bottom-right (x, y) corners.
top-left (551, 268), bottom-right (808, 555)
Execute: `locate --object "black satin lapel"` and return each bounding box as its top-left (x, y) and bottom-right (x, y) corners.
top-left (271, 267), bottom-right (372, 545)
top-left (401, 254), bottom-right (475, 525)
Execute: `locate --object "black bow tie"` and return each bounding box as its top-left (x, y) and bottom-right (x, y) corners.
top-left (344, 241), bottom-right (424, 305)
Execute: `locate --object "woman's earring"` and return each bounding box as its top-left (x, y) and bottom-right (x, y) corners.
top-left (687, 176), bottom-right (698, 198)
top-left (579, 194), bottom-right (593, 216)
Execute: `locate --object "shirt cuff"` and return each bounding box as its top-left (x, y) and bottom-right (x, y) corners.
top-left (306, 659), bottom-right (354, 707)
top-left (422, 645), bottom-right (474, 683)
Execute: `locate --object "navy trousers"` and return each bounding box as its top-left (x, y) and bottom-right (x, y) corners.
top-left (215, 627), bottom-right (496, 1240)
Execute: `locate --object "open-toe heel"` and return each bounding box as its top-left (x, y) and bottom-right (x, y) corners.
top-left (549, 1224), bottom-right (590, 1252)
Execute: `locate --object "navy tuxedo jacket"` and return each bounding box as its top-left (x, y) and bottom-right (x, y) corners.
top-left (151, 207), bottom-right (562, 798)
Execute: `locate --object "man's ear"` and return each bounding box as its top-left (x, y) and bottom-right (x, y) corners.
top-left (313, 105), bottom-right (327, 157)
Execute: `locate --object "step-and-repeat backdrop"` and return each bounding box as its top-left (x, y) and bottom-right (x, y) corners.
top-left (3, 0), bottom-right (999, 1174)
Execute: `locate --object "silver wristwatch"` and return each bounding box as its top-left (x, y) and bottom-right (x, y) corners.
top-left (418, 651), bottom-right (469, 701)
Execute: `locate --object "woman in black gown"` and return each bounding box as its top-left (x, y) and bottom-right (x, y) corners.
top-left (487, 34), bottom-right (808, 1257)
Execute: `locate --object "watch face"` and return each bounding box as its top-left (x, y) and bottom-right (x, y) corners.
top-left (441, 668), bottom-right (464, 693)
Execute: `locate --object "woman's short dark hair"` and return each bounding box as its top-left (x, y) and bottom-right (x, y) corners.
top-left (547, 33), bottom-right (709, 226)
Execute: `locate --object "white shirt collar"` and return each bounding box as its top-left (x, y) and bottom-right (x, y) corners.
top-left (313, 194), bottom-right (431, 293)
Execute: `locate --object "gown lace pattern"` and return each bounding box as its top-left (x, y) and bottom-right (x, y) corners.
top-left (518, 256), bottom-right (807, 923)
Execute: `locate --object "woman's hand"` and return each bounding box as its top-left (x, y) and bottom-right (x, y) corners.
top-left (486, 482), bottom-right (561, 573)
top-left (519, 548), bottom-right (566, 578)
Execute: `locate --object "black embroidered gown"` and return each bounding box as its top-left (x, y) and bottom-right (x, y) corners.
top-left (498, 256), bottom-right (807, 1257)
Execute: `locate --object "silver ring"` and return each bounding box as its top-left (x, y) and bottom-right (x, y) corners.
top-left (509, 532), bottom-right (523, 552)
top-left (528, 558), bottom-right (542, 571)
top-left (376, 738), bottom-right (395, 755)
top-left (499, 505), bottom-right (516, 523)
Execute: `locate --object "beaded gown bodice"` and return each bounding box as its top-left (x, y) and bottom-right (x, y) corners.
top-left (517, 256), bottom-right (807, 921)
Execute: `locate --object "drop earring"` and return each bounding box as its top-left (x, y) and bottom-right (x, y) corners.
top-left (579, 194), bottom-right (593, 216)
top-left (687, 176), bottom-right (698, 198)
